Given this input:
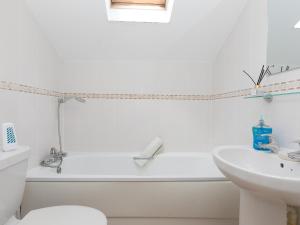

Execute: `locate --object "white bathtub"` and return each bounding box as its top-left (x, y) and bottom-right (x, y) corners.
top-left (27, 152), bottom-right (226, 182)
top-left (23, 152), bottom-right (240, 225)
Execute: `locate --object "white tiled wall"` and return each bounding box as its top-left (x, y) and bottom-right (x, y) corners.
top-left (0, 0), bottom-right (61, 168)
top-left (1, 0), bottom-right (299, 166)
top-left (61, 60), bottom-right (213, 153)
top-left (212, 0), bottom-right (300, 149)
top-left (61, 60), bottom-right (212, 94)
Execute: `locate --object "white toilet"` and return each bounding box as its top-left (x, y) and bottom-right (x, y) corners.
top-left (0, 147), bottom-right (107, 225)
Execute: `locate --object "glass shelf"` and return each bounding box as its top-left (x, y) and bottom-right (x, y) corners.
top-left (244, 91), bottom-right (300, 101)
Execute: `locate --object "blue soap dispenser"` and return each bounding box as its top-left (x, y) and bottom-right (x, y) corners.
top-left (252, 116), bottom-right (272, 151)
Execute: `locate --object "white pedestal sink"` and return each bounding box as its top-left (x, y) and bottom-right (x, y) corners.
top-left (213, 146), bottom-right (300, 225)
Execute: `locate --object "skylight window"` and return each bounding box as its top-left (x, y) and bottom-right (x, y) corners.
top-left (111, 0), bottom-right (166, 8)
top-left (105, 0), bottom-right (174, 23)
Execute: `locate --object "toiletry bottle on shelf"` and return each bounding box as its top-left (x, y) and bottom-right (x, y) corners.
top-left (252, 116), bottom-right (272, 151)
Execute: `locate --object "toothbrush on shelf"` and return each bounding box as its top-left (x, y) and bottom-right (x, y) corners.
top-left (243, 65), bottom-right (271, 88)
top-left (242, 70), bottom-right (256, 86)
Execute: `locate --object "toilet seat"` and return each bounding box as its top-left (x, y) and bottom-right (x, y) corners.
top-left (19, 206), bottom-right (107, 225)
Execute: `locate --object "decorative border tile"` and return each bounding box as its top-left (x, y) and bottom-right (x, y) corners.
top-left (262, 79), bottom-right (300, 94)
top-left (0, 81), bottom-right (61, 97)
top-left (64, 92), bottom-right (212, 101)
top-left (212, 88), bottom-right (252, 100)
top-left (212, 78), bottom-right (300, 100)
top-left (1, 78), bottom-right (300, 101)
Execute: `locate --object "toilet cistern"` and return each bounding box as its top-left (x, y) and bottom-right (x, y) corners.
top-left (0, 146), bottom-right (107, 225)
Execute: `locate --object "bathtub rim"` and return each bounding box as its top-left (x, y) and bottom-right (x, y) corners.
top-left (27, 152), bottom-right (227, 182)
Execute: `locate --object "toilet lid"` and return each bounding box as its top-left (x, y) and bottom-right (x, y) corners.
top-left (20, 206), bottom-right (107, 225)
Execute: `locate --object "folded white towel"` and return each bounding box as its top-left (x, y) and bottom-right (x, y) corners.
top-left (134, 137), bottom-right (163, 167)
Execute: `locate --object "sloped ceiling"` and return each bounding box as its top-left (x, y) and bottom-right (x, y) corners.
top-left (25, 0), bottom-right (248, 61)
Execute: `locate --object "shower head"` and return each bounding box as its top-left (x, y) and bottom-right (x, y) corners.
top-left (58, 96), bottom-right (86, 104)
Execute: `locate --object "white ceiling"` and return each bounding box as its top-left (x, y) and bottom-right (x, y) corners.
top-left (25, 0), bottom-right (248, 61)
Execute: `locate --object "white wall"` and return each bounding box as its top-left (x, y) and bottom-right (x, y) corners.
top-left (212, 0), bottom-right (300, 149)
top-left (61, 60), bottom-right (213, 152)
top-left (0, 0), bottom-right (61, 168)
top-left (2, 0), bottom-right (298, 166)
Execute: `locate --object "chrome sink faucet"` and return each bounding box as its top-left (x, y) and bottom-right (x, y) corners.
top-left (259, 134), bottom-right (280, 153)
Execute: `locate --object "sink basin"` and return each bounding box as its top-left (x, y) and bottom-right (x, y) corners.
top-left (213, 145), bottom-right (300, 206)
top-left (213, 145), bottom-right (300, 225)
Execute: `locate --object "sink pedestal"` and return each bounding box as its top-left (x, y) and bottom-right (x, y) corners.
top-left (240, 190), bottom-right (287, 225)
top-left (213, 146), bottom-right (300, 225)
